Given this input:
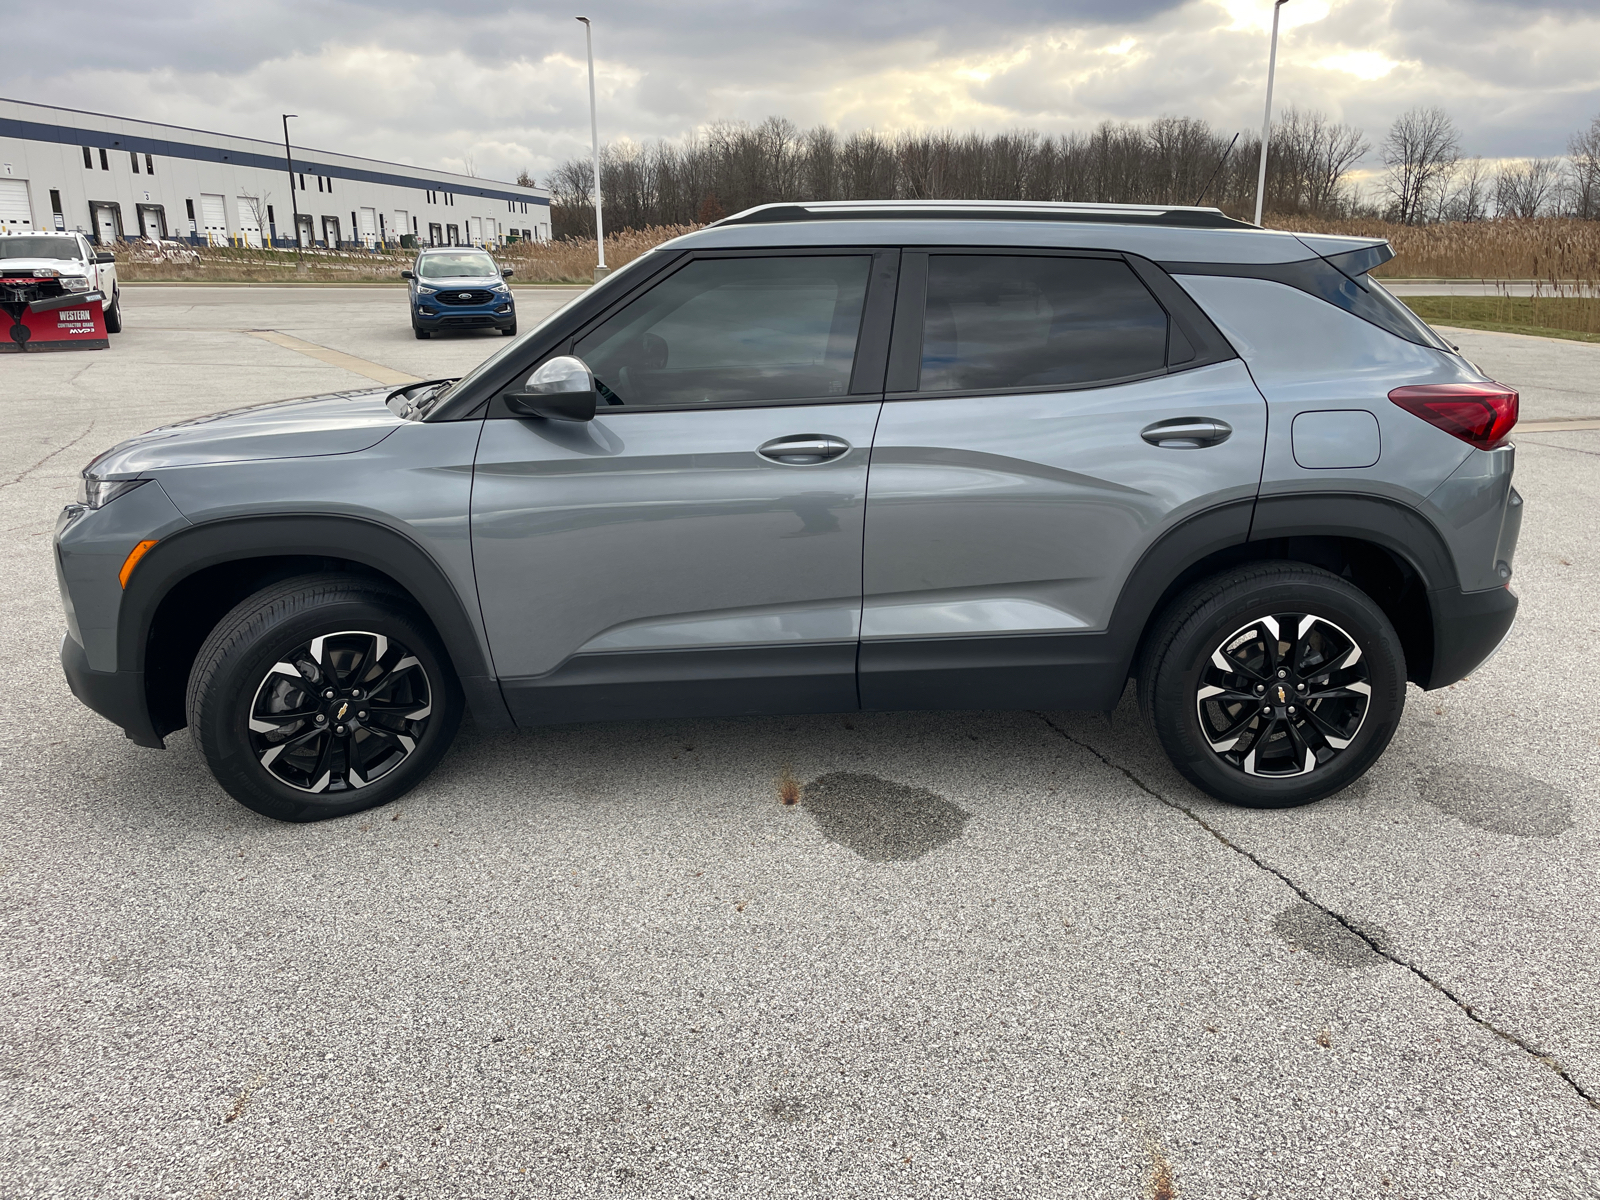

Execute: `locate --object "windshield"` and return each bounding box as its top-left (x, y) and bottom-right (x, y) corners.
top-left (417, 251), bottom-right (498, 280)
top-left (0, 235), bottom-right (84, 262)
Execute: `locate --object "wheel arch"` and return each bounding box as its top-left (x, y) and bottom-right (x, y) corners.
top-left (1116, 493), bottom-right (1458, 694)
top-left (123, 515), bottom-right (510, 738)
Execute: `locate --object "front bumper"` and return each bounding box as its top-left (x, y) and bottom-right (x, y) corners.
top-left (1426, 583), bottom-right (1518, 689)
top-left (413, 297), bottom-right (514, 330)
top-left (61, 632), bottom-right (164, 747)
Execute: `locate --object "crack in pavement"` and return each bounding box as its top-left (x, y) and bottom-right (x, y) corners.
top-left (0, 421), bottom-right (98, 492)
top-left (1033, 711), bottom-right (1600, 1114)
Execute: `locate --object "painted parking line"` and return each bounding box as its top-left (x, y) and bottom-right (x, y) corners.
top-left (246, 330), bottom-right (420, 386)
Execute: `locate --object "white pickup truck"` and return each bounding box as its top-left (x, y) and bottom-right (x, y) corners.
top-left (0, 231), bottom-right (122, 332)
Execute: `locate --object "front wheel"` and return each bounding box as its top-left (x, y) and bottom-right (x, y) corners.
top-left (500, 322), bottom-right (517, 336)
top-left (104, 291), bottom-right (123, 333)
top-left (1138, 563), bottom-right (1406, 808)
top-left (413, 324), bottom-right (430, 340)
top-left (186, 575), bottom-right (462, 821)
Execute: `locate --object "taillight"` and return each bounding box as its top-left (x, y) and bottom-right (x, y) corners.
top-left (1388, 382), bottom-right (1518, 450)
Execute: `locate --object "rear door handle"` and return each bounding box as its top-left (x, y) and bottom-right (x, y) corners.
top-left (758, 435), bottom-right (851, 464)
top-left (1140, 417), bottom-right (1233, 449)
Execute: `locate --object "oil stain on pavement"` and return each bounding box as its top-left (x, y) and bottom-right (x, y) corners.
top-left (800, 772), bottom-right (971, 862)
top-left (1419, 764), bottom-right (1574, 837)
top-left (1273, 902), bottom-right (1387, 968)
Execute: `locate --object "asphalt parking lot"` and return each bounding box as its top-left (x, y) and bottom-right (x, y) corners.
top-left (3, 286), bottom-right (1598, 1199)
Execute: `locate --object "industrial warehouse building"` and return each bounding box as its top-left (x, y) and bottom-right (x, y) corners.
top-left (0, 97), bottom-right (550, 249)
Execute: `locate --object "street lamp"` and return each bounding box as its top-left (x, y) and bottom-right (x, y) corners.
top-left (282, 113), bottom-right (303, 264)
top-left (576, 16), bottom-right (607, 279)
top-left (1252, 0), bottom-right (1290, 226)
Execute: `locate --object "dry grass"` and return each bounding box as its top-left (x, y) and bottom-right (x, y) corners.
top-left (1266, 215), bottom-right (1600, 286)
top-left (113, 216), bottom-right (1600, 291)
top-left (110, 224), bottom-right (702, 284)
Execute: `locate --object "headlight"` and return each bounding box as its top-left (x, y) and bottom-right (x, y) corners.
top-left (77, 476), bottom-right (147, 509)
top-left (492, 282), bottom-right (509, 293)
top-left (415, 285), bottom-right (437, 295)
top-left (59, 276), bottom-right (92, 292)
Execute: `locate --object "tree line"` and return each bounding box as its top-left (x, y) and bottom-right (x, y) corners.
top-left (542, 108), bottom-right (1600, 238)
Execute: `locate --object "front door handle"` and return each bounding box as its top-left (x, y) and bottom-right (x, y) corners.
top-left (757, 435), bottom-right (851, 465)
top-left (1140, 417), bottom-right (1233, 449)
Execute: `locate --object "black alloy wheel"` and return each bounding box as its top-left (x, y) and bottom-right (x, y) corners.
top-left (1139, 563), bottom-right (1406, 808)
top-left (187, 574), bottom-right (461, 821)
top-left (248, 630), bottom-right (433, 794)
top-left (1195, 612), bottom-right (1371, 778)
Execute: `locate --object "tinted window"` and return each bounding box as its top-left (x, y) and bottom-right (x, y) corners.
top-left (575, 256), bottom-right (870, 407)
top-left (418, 251), bottom-right (497, 279)
top-left (919, 256), bottom-right (1168, 392)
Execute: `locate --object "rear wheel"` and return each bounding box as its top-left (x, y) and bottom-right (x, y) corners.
top-left (1138, 563), bottom-right (1406, 808)
top-left (104, 291), bottom-right (123, 333)
top-left (186, 574), bottom-right (462, 822)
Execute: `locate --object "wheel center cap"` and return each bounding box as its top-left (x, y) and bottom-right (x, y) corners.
top-left (1272, 683), bottom-right (1291, 706)
top-left (334, 700), bottom-right (349, 720)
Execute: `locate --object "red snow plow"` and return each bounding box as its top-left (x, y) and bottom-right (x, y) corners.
top-left (1, 272), bottom-right (109, 352)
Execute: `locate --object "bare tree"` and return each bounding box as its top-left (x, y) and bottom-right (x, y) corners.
top-left (1381, 106), bottom-right (1461, 224)
top-left (515, 168), bottom-right (536, 188)
top-left (1495, 157), bottom-right (1561, 218)
top-left (1444, 156), bottom-right (1493, 222)
top-left (239, 191), bottom-right (273, 247)
top-left (1569, 114), bottom-right (1600, 219)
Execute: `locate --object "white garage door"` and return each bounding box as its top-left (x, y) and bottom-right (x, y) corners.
top-left (0, 178), bottom-right (32, 233)
top-left (392, 209), bottom-right (409, 242)
top-left (358, 207), bottom-right (377, 246)
top-left (200, 193), bottom-right (228, 244)
top-left (469, 216), bottom-right (482, 245)
top-left (235, 197), bottom-right (262, 247)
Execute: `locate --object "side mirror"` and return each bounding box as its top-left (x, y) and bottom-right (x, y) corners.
top-left (502, 355), bottom-right (597, 422)
top-left (400, 269), bottom-right (415, 280)
top-left (94, 251), bottom-right (115, 264)
top-left (501, 266), bottom-right (514, 277)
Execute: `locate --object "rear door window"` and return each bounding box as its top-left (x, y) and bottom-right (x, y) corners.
top-left (574, 255), bottom-right (871, 407)
top-left (917, 255), bottom-right (1169, 393)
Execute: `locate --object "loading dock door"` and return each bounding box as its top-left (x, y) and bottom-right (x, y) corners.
top-left (137, 204), bottom-right (167, 239)
top-left (393, 209), bottom-right (409, 244)
top-left (297, 213), bottom-right (314, 247)
top-left (469, 216), bottom-right (483, 245)
top-left (90, 201), bottom-right (124, 245)
top-left (0, 179), bottom-right (32, 233)
top-left (358, 207), bottom-right (377, 246)
top-left (428, 222), bottom-right (442, 246)
top-left (200, 193), bottom-right (228, 244)
top-left (235, 198), bottom-right (262, 247)
top-left (321, 215), bottom-right (341, 246)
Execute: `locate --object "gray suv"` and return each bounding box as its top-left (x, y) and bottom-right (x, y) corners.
top-left (55, 201), bottom-right (1521, 822)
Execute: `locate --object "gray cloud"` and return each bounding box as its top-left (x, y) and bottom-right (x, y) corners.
top-left (6, 0), bottom-right (1598, 183)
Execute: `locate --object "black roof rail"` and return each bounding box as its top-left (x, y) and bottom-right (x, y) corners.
top-left (713, 201), bottom-right (1258, 231)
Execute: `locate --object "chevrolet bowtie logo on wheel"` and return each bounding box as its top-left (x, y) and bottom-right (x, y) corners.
top-left (337, 702), bottom-right (349, 719)
top-left (1276, 686), bottom-right (1288, 704)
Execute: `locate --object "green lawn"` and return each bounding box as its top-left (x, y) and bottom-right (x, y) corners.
top-left (1403, 295), bottom-right (1600, 345)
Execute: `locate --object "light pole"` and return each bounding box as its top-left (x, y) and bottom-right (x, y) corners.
top-left (281, 113), bottom-right (303, 265)
top-left (576, 16), bottom-right (607, 279)
top-left (1252, 0), bottom-right (1290, 226)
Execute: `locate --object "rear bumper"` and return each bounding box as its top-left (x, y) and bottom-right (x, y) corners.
top-left (60, 633), bottom-right (164, 748)
top-left (1425, 584), bottom-right (1518, 689)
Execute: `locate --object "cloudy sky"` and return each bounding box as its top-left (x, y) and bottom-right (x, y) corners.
top-left (10, 0), bottom-right (1599, 186)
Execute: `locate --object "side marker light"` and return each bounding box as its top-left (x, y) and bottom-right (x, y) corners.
top-left (119, 539), bottom-right (159, 588)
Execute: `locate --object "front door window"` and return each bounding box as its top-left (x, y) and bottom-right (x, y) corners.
top-left (574, 255), bottom-right (872, 408)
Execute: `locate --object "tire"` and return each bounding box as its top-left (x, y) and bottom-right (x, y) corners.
top-left (104, 291), bottom-right (123, 334)
top-left (413, 325), bottom-right (430, 339)
top-left (1137, 562), bottom-right (1406, 809)
top-left (500, 322), bottom-right (517, 336)
top-left (186, 574), bottom-right (462, 822)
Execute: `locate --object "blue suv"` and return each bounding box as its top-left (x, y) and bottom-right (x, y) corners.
top-left (403, 247), bottom-right (516, 339)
